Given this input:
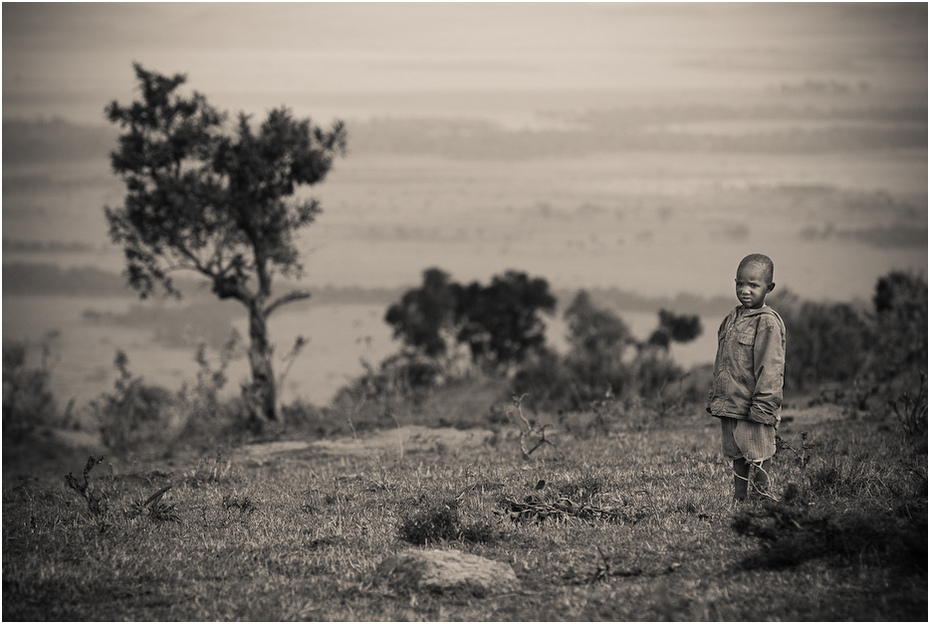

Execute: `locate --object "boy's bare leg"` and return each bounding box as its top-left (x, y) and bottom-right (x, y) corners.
top-left (733, 458), bottom-right (750, 501)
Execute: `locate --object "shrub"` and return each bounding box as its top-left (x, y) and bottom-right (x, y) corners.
top-left (331, 350), bottom-right (442, 421)
top-left (173, 336), bottom-right (252, 448)
top-left (91, 350), bottom-right (176, 451)
top-left (512, 349), bottom-right (584, 413)
top-left (872, 270), bottom-right (928, 380)
top-left (631, 349), bottom-right (685, 408)
top-left (2, 339), bottom-right (60, 440)
top-left (769, 288), bottom-right (871, 392)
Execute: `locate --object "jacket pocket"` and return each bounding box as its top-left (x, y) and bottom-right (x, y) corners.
top-left (734, 327), bottom-right (756, 379)
top-left (737, 328), bottom-right (755, 346)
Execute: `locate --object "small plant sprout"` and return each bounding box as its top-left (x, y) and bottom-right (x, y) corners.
top-left (131, 485), bottom-right (180, 523)
top-left (64, 455), bottom-right (108, 518)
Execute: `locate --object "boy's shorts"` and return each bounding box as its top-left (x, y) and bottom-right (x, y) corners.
top-left (721, 417), bottom-right (775, 462)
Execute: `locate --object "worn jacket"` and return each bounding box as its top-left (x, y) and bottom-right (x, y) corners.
top-left (706, 304), bottom-right (786, 427)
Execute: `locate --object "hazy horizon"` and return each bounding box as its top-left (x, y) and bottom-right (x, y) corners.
top-left (2, 3), bottom-right (927, 405)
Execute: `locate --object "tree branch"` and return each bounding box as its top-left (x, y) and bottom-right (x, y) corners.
top-left (265, 289), bottom-right (311, 317)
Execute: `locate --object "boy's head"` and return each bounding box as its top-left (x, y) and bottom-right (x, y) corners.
top-left (735, 254), bottom-right (775, 309)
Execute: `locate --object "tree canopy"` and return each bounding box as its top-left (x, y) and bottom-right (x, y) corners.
top-left (385, 268), bottom-right (556, 370)
top-left (104, 64), bottom-right (347, 422)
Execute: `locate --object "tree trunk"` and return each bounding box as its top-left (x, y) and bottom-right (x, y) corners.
top-left (245, 302), bottom-right (280, 424)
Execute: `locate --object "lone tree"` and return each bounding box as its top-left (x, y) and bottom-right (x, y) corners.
top-left (104, 64), bottom-right (346, 424)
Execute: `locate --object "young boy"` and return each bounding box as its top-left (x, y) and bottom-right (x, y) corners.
top-left (706, 254), bottom-right (786, 501)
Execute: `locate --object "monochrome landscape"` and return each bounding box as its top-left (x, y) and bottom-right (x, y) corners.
top-left (2, 3), bottom-right (927, 621)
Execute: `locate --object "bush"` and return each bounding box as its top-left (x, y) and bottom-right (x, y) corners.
top-left (512, 349), bottom-right (586, 413)
top-left (769, 288), bottom-right (871, 392)
top-left (333, 350), bottom-right (442, 410)
top-left (871, 270), bottom-right (928, 382)
top-left (91, 350), bottom-right (176, 451)
top-left (173, 337), bottom-right (253, 448)
top-left (2, 339), bottom-right (60, 440)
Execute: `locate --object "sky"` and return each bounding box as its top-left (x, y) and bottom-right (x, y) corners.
top-left (4, 2), bottom-right (927, 124)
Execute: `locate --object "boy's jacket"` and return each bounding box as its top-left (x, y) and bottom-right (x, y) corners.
top-left (706, 304), bottom-right (786, 426)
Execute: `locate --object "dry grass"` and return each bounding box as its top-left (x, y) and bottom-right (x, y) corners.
top-left (2, 393), bottom-right (926, 621)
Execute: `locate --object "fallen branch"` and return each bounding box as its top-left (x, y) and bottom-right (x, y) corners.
top-left (499, 494), bottom-right (629, 524)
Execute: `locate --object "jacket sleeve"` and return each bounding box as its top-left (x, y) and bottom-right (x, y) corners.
top-left (748, 314), bottom-right (786, 426)
top-left (705, 314), bottom-right (729, 413)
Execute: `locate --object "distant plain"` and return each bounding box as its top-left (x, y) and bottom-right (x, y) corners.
top-left (3, 83), bottom-right (927, 408)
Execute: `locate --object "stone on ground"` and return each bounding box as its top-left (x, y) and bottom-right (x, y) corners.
top-left (375, 548), bottom-right (520, 596)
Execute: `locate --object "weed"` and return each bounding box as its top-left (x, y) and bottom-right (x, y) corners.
top-left (182, 450), bottom-right (236, 487)
top-left (129, 485), bottom-right (180, 523)
top-left (776, 431), bottom-right (815, 468)
top-left (889, 372), bottom-right (928, 436)
top-left (397, 498), bottom-right (497, 545)
top-left (573, 546), bottom-right (682, 585)
top-left (64, 454), bottom-right (108, 518)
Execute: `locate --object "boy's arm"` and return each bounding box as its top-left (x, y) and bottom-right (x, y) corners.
top-left (749, 315), bottom-right (786, 426)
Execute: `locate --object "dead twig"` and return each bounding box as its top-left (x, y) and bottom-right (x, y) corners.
top-left (509, 394), bottom-right (560, 460)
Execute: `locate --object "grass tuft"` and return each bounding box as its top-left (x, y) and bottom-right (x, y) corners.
top-left (397, 498), bottom-right (498, 545)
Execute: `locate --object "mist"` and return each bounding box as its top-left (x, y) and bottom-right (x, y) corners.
top-left (2, 2), bottom-right (926, 406)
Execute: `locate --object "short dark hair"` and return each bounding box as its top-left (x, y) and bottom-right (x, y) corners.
top-left (738, 253), bottom-right (774, 284)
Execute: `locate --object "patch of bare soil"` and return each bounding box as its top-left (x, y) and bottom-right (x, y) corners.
top-left (240, 425), bottom-right (494, 459)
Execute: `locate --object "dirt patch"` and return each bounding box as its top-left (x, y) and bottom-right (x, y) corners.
top-left (241, 425), bottom-right (495, 459)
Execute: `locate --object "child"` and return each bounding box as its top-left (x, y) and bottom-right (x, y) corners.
top-left (706, 254), bottom-right (786, 501)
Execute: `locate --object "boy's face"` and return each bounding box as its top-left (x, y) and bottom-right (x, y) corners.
top-left (735, 263), bottom-right (774, 309)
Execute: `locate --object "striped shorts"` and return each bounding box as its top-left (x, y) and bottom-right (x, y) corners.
top-left (721, 417), bottom-right (776, 462)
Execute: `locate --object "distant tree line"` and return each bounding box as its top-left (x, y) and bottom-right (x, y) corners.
top-left (339, 267), bottom-right (703, 413)
top-left (769, 270), bottom-right (928, 399)
top-left (4, 268), bottom-right (925, 449)
top-left (338, 267), bottom-right (927, 418)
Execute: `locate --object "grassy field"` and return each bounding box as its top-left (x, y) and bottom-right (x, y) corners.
top-left (2, 382), bottom-right (926, 622)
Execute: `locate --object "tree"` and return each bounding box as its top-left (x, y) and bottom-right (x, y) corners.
top-left (565, 290), bottom-right (634, 360)
top-left (871, 271), bottom-right (928, 381)
top-left (384, 268), bottom-right (459, 357)
top-left (563, 290), bottom-right (635, 402)
top-left (384, 268), bottom-right (556, 371)
top-left (646, 309), bottom-right (702, 350)
top-left (104, 64), bottom-right (346, 423)
top-left (455, 271), bottom-right (556, 369)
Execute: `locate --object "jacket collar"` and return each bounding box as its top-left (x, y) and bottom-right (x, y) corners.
top-left (732, 304), bottom-right (775, 318)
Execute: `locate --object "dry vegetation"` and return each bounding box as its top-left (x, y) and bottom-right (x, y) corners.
top-left (3, 385), bottom-right (926, 621)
